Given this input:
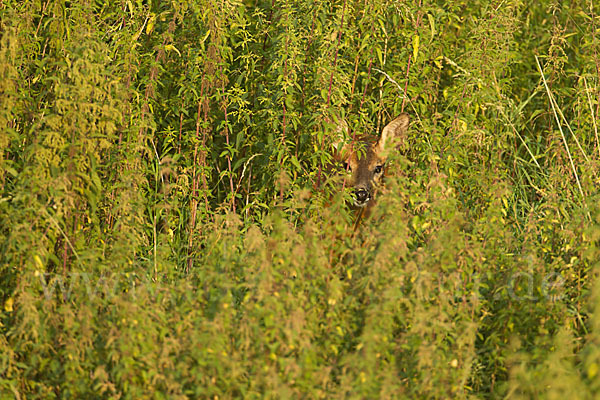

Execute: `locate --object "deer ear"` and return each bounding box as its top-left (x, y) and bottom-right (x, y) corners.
top-left (378, 113), bottom-right (409, 154)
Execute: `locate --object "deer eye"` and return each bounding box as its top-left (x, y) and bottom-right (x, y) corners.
top-left (374, 165), bottom-right (383, 174)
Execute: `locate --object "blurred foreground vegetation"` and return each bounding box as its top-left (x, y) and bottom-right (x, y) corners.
top-left (2, 0), bottom-right (600, 398)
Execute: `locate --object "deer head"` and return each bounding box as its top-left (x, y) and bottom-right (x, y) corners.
top-left (334, 113), bottom-right (410, 209)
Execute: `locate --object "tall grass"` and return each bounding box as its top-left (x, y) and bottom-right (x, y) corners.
top-left (1, 0), bottom-right (600, 398)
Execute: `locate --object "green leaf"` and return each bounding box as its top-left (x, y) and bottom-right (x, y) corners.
top-left (290, 155), bottom-right (302, 171)
top-left (165, 44), bottom-right (181, 57)
top-left (427, 14), bottom-right (436, 41)
top-left (412, 35), bottom-right (420, 61)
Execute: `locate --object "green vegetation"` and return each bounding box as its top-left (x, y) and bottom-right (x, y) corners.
top-left (2, 0), bottom-right (600, 398)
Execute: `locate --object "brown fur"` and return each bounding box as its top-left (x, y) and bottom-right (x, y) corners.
top-left (334, 114), bottom-right (410, 220)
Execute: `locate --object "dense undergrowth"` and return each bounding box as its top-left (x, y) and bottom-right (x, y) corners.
top-left (2, 0), bottom-right (600, 398)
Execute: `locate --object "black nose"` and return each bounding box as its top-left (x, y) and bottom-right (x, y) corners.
top-left (355, 189), bottom-right (369, 203)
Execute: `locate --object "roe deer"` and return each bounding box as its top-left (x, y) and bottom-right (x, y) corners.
top-left (334, 113), bottom-right (410, 222)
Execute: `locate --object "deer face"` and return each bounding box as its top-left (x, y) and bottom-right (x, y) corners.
top-left (334, 114), bottom-right (409, 209)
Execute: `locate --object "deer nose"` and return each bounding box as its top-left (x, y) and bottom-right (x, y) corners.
top-left (355, 189), bottom-right (370, 204)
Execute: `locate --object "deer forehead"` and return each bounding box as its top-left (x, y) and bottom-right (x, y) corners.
top-left (347, 143), bottom-right (385, 169)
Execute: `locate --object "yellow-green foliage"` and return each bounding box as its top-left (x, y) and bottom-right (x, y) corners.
top-left (1, 0), bottom-right (600, 398)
